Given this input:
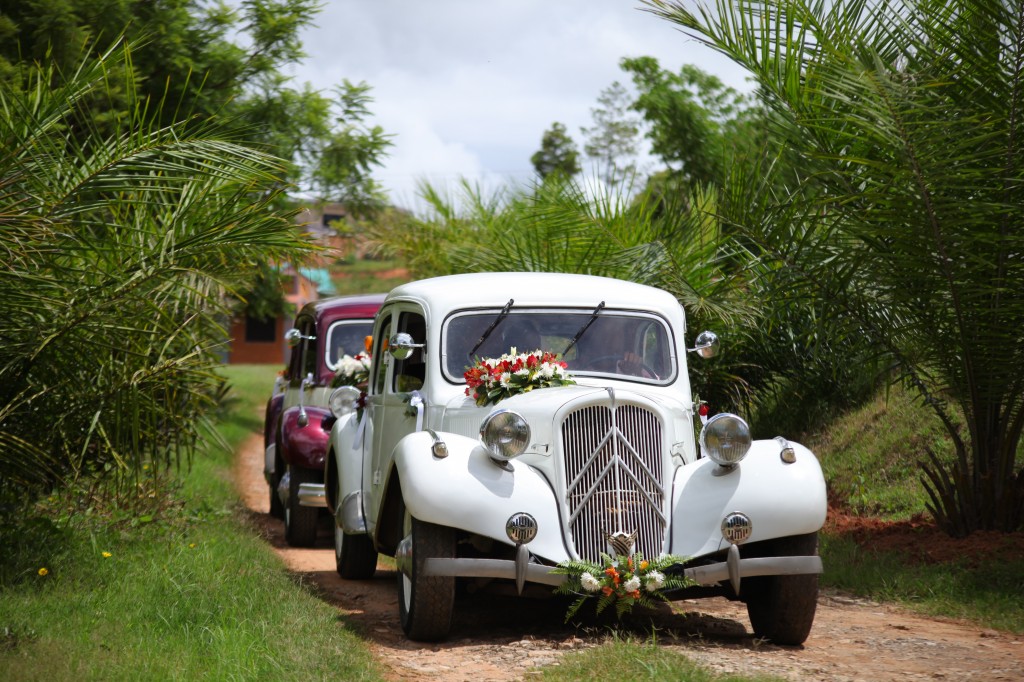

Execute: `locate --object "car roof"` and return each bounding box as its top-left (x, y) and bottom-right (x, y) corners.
top-left (384, 272), bottom-right (683, 319)
top-left (298, 293), bottom-right (386, 325)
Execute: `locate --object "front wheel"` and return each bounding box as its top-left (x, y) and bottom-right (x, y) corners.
top-left (742, 532), bottom-right (819, 645)
top-left (284, 465), bottom-right (320, 547)
top-left (396, 500), bottom-right (455, 641)
top-left (335, 523), bottom-right (377, 579)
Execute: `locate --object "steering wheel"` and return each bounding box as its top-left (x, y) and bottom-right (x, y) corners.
top-left (581, 354), bottom-right (659, 379)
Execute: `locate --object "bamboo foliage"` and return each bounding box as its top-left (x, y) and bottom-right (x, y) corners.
top-left (0, 43), bottom-right (311, 499)
top-left (646, 0), bottom-right (1024, 533)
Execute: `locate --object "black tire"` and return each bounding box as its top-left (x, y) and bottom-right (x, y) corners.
top-left (335, 523), bottom-right (378, 579)
top-left (269, 449), bottom-right (285, 520)
top-left (396, 500), bottom-right (455, 641)
top-left (743, 532), bottom-right (819, 645)
top-left (284, 465), bottom-right (319, 547)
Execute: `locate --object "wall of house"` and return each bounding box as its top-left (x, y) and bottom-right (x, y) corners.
top-left (227, 315), bottom-right (287, 365)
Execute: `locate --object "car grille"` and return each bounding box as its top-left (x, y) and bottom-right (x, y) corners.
top-left (560, 397), bottom-right (666, 562)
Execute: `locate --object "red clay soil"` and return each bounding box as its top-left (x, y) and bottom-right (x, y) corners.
top-left (825, 507), bottom-right (1024, 567)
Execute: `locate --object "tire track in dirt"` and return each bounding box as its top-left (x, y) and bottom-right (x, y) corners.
top-left (234, 433), bottom-right (1024, 681)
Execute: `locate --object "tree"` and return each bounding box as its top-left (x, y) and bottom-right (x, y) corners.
top-left (0, 0), bottom-right (390, 209)
top-left (531, 122), bottom-right (582, 181)
top-left (581, 81), bottom-right (641, 187)
top-left (0, 42), bottom-right (311, 498)
top-left (646, 0), bottom-right (1024, 534)
top-left (621, 56), bottom-right (757, 188)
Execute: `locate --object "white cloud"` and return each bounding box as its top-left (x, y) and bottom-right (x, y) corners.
top-left (288, 1), bottom-right (753, 212)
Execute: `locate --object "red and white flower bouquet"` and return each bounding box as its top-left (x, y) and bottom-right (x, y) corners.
top-left (464, 348), bottom-right (575, 407)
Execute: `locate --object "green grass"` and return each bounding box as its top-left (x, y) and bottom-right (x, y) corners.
top-left (820, 535), bottom-right (1024, 634)
top-left (536, 637), bottom-right (783, 681)
top-left (806, 382), bottom-right (958, 518)
top-left (809, 382), bottom-right (1024, 634)
top-left (0, 365), bottom-right (383, 681)
top-left (330, 256), bottom-right (408, 295)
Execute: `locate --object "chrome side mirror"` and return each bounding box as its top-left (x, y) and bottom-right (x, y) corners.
top-left (688, 330), bottom-right (720, 359)
top-left (388, 332), bottom-right (424, 360)
top-left (284, 328), bottom-right (315, 348)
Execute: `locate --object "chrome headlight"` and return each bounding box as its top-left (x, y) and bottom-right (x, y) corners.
top-left (328, 386), bottom-right (361, 418)
top-left (699, 413), bottom-right (752, 467)
top-left (479, 410), bottom-right (530, 461)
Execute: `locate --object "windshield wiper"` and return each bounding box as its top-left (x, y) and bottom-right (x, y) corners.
top-left (468, 298), bottom-right (514, 360)
top-left (563, 301), bottom-right (605, 355)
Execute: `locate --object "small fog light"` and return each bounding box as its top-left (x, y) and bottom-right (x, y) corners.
top-left (721, 512), bottom-right (752, 545)
top-left (506, 512), bottom-right (537, 545)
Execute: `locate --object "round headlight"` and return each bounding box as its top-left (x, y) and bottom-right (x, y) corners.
top-left (699, 413), bottom-right (752, 466)
top-left (328, 386), bottom-right (361, 418)
top-left (480, 410), bottom-right (530, 461)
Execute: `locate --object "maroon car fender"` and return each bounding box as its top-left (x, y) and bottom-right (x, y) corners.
top-left (279, 406), bottom-right (334, 470)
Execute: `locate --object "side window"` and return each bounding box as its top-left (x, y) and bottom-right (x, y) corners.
top-left (392, 311), bottom-right (427, 393)
top-left (372, 314), bottom-right (393, 395)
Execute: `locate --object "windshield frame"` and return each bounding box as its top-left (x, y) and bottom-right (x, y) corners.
top-left (440, 306), bottom-right (678, 386)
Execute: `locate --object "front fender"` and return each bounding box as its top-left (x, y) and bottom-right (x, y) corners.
top-left (280, 406), bottom-right (333, 470)
top-left (328, 412), bottom-right (364, 528)
top-left (670, 440), bottom-right (827, 559)
top-left (393, 431), bottom-right (570, 564)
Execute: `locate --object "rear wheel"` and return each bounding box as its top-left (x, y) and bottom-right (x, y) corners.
top-left (284, 465), bottom-right (319, 547)
top-left (743, 532), bottom-right (819, 645)
top-left (396, 500), bottom-right (455, 641)
top-left (335, 523), bottom-right (378, 579)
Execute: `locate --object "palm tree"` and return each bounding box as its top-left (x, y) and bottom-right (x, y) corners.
top-left (645, 0), bottom-right (1024, 534)
top-left (0, 42), bottom-right (311, 499)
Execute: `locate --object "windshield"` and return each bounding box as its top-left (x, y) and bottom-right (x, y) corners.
top-left (325, 320), bottom-right (375, 370)
top-left (443, 309), bottom-right (675, 384)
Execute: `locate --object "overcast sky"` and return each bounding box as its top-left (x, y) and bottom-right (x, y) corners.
top-left (287, 1), bottom-right (753, 212)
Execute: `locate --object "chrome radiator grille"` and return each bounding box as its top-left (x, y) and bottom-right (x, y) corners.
top-left (560, 398), bottom-right (666, 562)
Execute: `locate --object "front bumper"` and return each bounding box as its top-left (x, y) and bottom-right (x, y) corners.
top-left (420, 544), bottom-right (822, 596)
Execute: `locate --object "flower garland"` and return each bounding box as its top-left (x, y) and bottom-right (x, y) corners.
top-left (331, 352), bottom-right (371, 388)
top-left (553, 552), bottom-right (694, 621)
top-left (463, 348), bottom-right (575, 407)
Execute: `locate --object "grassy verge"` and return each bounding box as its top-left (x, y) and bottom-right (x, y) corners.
top-left (0, 365), bottom-right (382, 681)
top-left (821, 535), bottom-right (1024, 634)
top-left (808, 382), bottom-right (1024, 634)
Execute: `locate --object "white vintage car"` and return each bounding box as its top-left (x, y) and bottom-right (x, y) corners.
top-left (325, 272), bottom-right (826, 644)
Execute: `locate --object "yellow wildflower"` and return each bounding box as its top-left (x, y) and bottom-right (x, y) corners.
top-left (38, 567), bottom-right (48, 576)
top-left (102, 552), bottom-right (112, 558)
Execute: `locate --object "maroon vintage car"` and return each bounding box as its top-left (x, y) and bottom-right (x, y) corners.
top-left (263, 293), bottom-right (384, 546)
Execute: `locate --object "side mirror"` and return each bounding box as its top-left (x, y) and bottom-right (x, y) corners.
top-left (388, 332), bottom-right (424, 360)
top-left (688, 330), bottom-right (720, 359)
top-left (285, 328), bottom-right (315, 348)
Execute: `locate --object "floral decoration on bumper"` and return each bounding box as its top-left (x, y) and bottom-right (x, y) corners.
top-left (331, 353), bottom-right (370, 388)
top-left (553, 552), bottom-right (693, 620)
top-left (463, 348), bottom-right (575, 407)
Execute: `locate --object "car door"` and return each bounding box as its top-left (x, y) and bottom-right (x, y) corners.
top-left (362, 305), bottom-right (426, 531)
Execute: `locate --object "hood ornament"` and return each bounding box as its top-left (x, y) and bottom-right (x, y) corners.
top-left (605, 530), bottom-right (637, 557)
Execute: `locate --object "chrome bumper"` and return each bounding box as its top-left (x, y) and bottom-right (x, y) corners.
top-left (422, 546), bottom-right (822, 596)
top-left (297, 482), bottom-right (327, 508)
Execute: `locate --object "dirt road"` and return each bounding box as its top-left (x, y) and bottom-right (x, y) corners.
top-left (234, 434), bottom-right (1023, 681)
